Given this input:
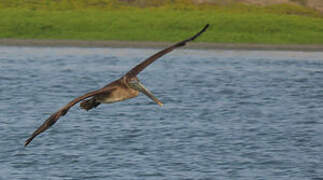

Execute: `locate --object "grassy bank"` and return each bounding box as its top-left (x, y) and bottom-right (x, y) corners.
top-left (1, 0), bottom-right (323, 44)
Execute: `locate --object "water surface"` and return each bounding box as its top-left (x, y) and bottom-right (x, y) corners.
top-left (1, 46), bottom-right (323, 179)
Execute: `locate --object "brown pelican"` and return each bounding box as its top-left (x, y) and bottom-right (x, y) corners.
top-left (24, 24), bottom-right (209, 147)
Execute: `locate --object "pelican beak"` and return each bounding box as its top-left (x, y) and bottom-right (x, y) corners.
top-left (129, 81), bottom-right (163, 107)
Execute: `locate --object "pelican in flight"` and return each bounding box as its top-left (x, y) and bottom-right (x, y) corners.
top-left (25, 24), bottom-right (209, 147)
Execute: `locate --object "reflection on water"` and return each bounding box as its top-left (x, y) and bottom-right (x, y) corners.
top-left (1, 46), bottom-right (323, 179)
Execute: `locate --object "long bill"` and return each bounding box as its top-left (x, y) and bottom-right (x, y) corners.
top-left (129, 81), bottom-right (163, 107)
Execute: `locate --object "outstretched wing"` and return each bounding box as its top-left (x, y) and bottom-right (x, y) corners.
top-left (125, 24), bottom-right (209, 78)
top-left (24, 86), bottom-right (115, 147)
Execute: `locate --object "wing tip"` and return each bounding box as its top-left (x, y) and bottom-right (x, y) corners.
top-left (190, 23), bottom-right (210, 41)
top-left (23, 111), bottom-right (60, 147)
top-left (178, 24), bottom-right (210, 46)
top-left (24, 137), bottom-right (33, 147)
top-left (203, 24), bottom-right (210, 31)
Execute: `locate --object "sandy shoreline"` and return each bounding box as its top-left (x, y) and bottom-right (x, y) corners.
top-left (1, 39), bottom-right (323, 51)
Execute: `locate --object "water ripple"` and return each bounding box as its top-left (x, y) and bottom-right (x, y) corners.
top-left (1, 47), bottom-right (323, 179)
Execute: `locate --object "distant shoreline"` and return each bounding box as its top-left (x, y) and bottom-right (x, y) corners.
top-left (1, 39), bottom-right (323, 51)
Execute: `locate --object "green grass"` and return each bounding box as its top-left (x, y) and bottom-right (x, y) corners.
top-left (1, 0), bottom-right (323, 44)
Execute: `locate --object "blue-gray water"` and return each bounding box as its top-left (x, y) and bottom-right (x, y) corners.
top-left (1, 46), bottom-right (323, 179)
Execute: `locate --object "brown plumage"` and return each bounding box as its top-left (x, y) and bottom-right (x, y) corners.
top-left (24, 24), bottom-right (209, 147)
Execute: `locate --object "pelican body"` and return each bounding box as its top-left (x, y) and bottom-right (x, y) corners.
top-left (80, 76), bottom-right (162, 110)
top-left (24, 24), bottom-right (209, 147)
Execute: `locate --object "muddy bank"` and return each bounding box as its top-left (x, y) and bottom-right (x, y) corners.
top-left (1, 39), bottom-right (323, 51)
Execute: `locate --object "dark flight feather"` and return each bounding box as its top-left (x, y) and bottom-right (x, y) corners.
top-left (125, 24), bottom-right (209, 78)
top-left (24, 86), bottom-right (115, 146)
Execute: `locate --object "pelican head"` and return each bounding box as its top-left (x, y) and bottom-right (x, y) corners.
top-left (128, 79), bottom-right (163, 107)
